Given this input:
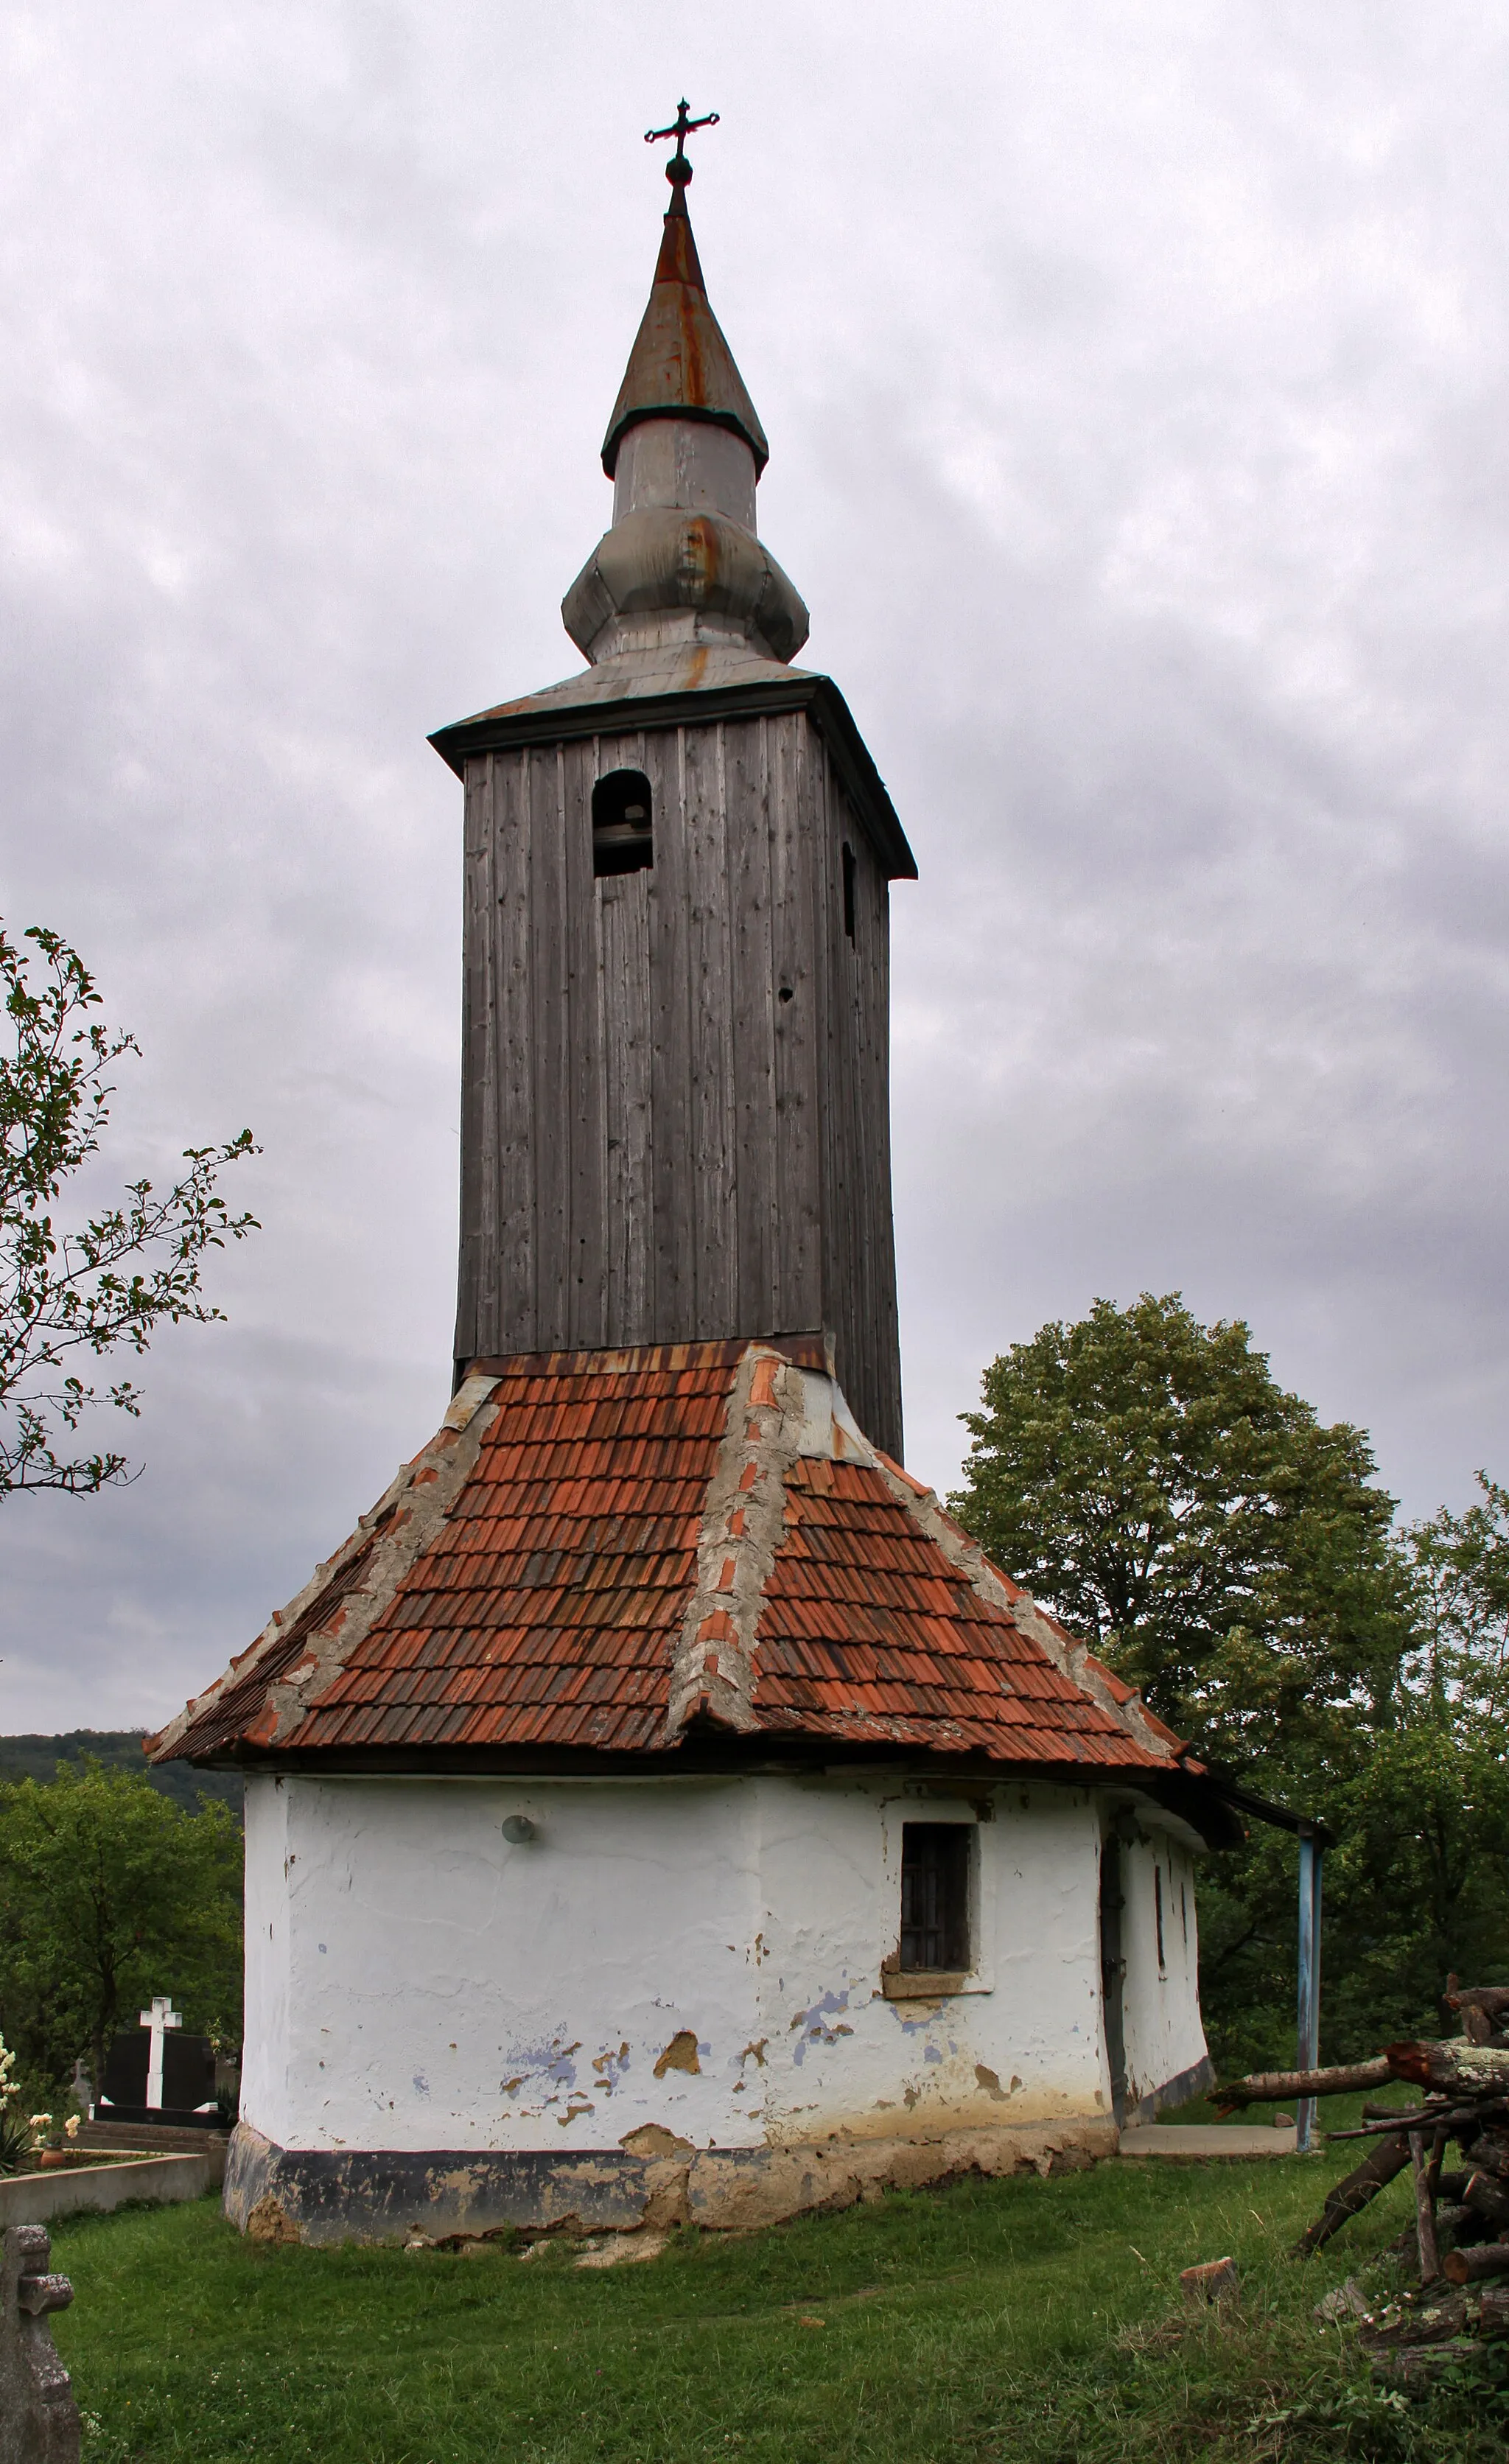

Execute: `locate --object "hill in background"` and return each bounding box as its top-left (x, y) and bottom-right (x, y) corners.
top-left (0, 1731), bottom-right (242, 1816)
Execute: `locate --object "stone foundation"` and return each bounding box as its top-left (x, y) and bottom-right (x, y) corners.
top-left (224, 2115), bottom-right (1121, 2247)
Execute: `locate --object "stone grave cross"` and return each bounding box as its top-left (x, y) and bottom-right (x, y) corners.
top-left (138, 1997), bottom-right (181, 2110)
top-left (0, 2224), bottom-right (80, 2464)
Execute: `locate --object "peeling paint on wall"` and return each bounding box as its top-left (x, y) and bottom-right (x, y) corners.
top-left (238, 1771), bottom-right (1208, 2164)
top-left (652, 2032), bottom-right (701, 2079)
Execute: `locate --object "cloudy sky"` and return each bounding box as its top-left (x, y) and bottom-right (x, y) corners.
top-left (2, 1), bottom-right (1506, 1733)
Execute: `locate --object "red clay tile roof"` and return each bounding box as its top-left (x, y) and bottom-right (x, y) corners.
top-left (146, 1338), bottom-right (1184, 1777)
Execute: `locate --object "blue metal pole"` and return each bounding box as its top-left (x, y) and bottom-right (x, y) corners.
top-left (1311, 1843), bottom-right (1324, 2112)
top-left (1296, 1832), bottom-right (1322, 2152)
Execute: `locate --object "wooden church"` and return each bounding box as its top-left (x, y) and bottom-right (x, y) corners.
top-left (149, 112), bottom-right (1233, 2245)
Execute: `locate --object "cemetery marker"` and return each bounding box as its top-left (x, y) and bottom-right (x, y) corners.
top-left (137, 1998), bottom-right (181, 2112)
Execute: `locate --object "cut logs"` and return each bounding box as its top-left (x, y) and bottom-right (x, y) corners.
top-left (1219, 1984), bottom-right (1509, 2374)
top-left (1385, 2042), bottom-right (1509, 2098)
top-left (1443, 2241), bottom-right (1509, 2286)
top-left (1467, 2132), bottom-right (1509, 2180)
top-left (1464, 2171), bottom-right (1509, 2231)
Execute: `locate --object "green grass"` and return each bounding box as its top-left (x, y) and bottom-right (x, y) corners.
top-left (47, 2143), bottom-right (1509, 2464)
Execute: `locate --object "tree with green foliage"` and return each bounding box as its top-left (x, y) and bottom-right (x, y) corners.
top-left (949, 1292), bottom-right (1409, 1761)
top-left (0, 920), bottom-right (258, 1496)
top-left (950, 1295), bottom-right (1509, 2068)
top-left (1320, 1474), bottom-right (1509, 2042)
top-left (0, 1763), bottom-right (242, 2096)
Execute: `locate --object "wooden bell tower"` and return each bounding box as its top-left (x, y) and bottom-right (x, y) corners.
top-left (430, 113), bottom-right (915, 1460)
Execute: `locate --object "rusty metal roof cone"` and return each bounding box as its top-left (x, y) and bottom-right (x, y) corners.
top-left (600, 188), bottom-right (770, 480)
top-left (561, 122), bottom-right (808, 671)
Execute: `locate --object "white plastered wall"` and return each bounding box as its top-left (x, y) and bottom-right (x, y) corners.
top-left (1116, 1824), bottom-right (1208, 2114)
top-left (240, 1770), bottom-right (1206, 2154)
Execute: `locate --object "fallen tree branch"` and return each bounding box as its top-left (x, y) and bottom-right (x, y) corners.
top-left (1330, 2105), bottom-right (1485, 2141)
top-left (1411, 2133), bottom-right (1441, 2283)
top-left (1446, 1978), bottom-right (1509, 2019)
top-left (1294, 2132), bottom-right (1411, 2259)
top-left (1213, 2057), bottom-right (1392, 2113)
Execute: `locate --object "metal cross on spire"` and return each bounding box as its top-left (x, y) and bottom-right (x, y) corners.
top-left (644, 99), bottom-right (719, 195)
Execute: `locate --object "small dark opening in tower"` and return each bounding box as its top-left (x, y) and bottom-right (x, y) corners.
top-left (1155, 1863), bottom-right (1166, 1971)
top-left (841, 841), bottom-right (856, 942)
top-left (592, 769), bottom-right (654, 878)
top-left (899, 1823), bottom-right (971, 1973)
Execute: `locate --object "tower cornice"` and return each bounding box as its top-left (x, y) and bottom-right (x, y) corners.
top-left (428, 668), bottom-right (917, 881)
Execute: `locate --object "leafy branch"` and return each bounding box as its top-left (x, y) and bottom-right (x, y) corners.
top-left (0, 922), bottom-right (259, 1497)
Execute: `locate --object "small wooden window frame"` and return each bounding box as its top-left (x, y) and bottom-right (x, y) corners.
top-left (883, 1821), bottom-right (973, 1997)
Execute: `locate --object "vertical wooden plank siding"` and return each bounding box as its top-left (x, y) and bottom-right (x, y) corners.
top-left (597, 729), bottom-right (653, 1345)
top-left (599, 867), bottom-right (653, 1344)
top-left (684, 721), bottom-right (736, 1333)
top-left (870, 833), bottom-right (903, 1455)
top-left (645, 726), bottom-right (692, 1345)
top-left (454, 700), bottom-right (902, 1456)
top-left (814, 732), bottom-right (849, 1399)
top-left (599, 729), bottom-right (651, 1350)
top-left (495, 749), bottom-right (537, 1353)
top-left (769, 712), bottom-right (822, 1334)
top-left (562, 737), bottom-right (605, 1349)
top-left (728, 717), bottom-right (777, 1338)
top-left (528, 747), bottom-right (570, 1346)
top-left (454, 755), bottom-right (494, 1363)
top-left (805, 737), bottom-right (902, 1457)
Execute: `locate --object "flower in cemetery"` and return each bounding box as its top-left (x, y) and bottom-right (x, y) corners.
top-left (63, 2114), bottom-right (80, 2141)
top-left (0, 2040), bottom-right (31, 2174)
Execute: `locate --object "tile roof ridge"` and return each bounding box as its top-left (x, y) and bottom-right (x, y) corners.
top-left (865, 1452), bottom-right (1180, 1768)
top-left (1079, 1651), bottom-right (1190, 1754)
top-left (144, 1373), bottom-right (503, 1763)
top-left (668, 1343), bottom-right (816, 1736)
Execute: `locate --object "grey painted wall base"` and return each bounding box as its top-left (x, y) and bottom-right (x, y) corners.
top-left (1129, 2052), bottom-right (1216, 2127)
top-left (225, 2115), bottom-right (1121, 2246)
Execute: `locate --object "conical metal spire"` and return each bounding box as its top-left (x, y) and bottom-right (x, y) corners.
top-left (601, 147), bottom-right (769, 477)
top-left (560, 113), bottom-right (805, 668)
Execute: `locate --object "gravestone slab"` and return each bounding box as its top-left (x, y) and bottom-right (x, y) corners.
top-left (97, 2024), bottom-right (219, 2129)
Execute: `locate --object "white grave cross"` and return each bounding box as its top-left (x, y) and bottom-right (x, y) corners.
top-left (139, 1997), bottom-right (181, 2110)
